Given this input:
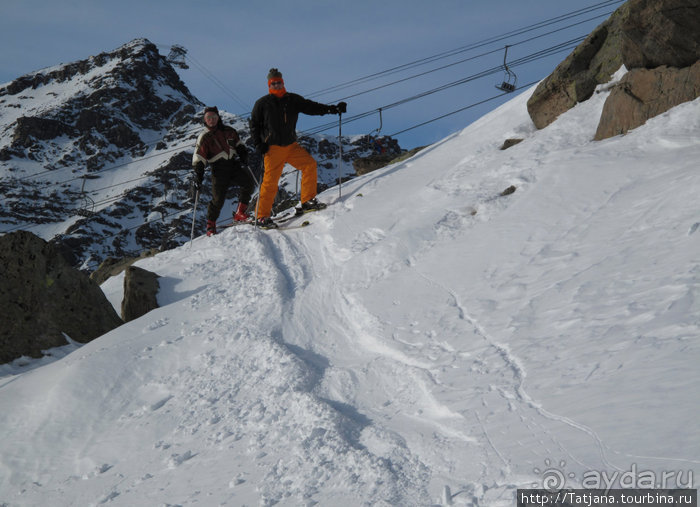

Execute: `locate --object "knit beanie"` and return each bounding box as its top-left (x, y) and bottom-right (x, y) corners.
top-left (267, 68), bottom-right (286, 97)
top-left (203, 106), bottom-right (222, 127)
top-left (267, 68), bottom-right (283, 82)
top-left (203, 106), bottom-right (219, 118)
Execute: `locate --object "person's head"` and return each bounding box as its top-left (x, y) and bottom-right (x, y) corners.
top-left (267, 68), bottom-right (286, 97)
top-left (203, 106), bottom-right (221, 129)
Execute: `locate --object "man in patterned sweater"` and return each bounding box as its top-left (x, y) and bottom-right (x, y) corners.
top-left (192, 106), bottom-right (254, 236)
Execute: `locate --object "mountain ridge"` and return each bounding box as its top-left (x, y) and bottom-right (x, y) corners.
top-left (0, 38), bottom-right (399, 270)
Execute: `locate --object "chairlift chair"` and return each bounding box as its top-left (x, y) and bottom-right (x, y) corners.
top-left (372, 108), bottom-right (383, 136)
top-left (77, 194), bottom-right (95, 217)
top-left (496, 45), bottom-right (517, 93)
top-left (76, 174), bottom-right (95, 217)
top-left (368, 108), bottom-right (385, 153)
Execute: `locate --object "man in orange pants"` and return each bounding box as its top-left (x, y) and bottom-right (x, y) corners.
top-left (250, 68), bottom-right (346, 228)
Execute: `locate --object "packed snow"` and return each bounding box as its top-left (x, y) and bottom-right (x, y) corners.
top-left (1, 74), bottom-right (698, 506)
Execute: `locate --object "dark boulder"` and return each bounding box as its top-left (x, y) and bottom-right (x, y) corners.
top-left (121, 266), bottom-right (160, 322)
top-left (0, 231), bottom-right (123, 364)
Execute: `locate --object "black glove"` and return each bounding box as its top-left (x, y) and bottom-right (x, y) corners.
top-left (192, 163), bottom-right (204, 191)
top-left (327, 102), bottom-right (347, 115)
top-left (235, 144), bottom-right (249, 165)
top-left (256, 143), bottom-right (269, 155)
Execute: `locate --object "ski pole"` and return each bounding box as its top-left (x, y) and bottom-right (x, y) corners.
top-left (243, 162), bottom-right (261, 188)
top-left (247, 158), bottom-right (264, 225)
top-left (189, 189), bottom-right (200, 246)
top-left (338, 111), bottom-right (343, 199)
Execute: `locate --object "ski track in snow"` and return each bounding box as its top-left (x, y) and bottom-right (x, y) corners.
top-left (1, 82), bottom-right (699, 506)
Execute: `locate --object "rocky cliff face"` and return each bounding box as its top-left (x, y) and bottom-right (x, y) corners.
top-left (595, 61), bottom-right (700, 139)
top-left (527, 0), bottom-right (700, 133)
top-left (0, 38), bottom-right (392, 271)
top-left (0, 39), bottom-right (199, 168)
top-left (0, 39), bottom-right (204, 270)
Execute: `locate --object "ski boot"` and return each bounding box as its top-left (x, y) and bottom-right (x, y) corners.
top-left (255, 216), bottom-right (278, 229)
top-left (206, 220), bottom-right (217, 236)
top-left (295, 198), bottom-right (326, 216)
top-left (233, 202), bottom-right (250, 222)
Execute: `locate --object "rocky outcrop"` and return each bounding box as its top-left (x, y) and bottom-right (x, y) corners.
top-left (500, 138), bottom-right (524, 150)
top-left (0, 231), bottom-right (123, 364)
top-left (353, 144), bottom-right (425, 176)
top-left (595, 62), bottom-right (700, 140)
top-left (353, 153), bottom-right (400, 175)
top-left (90, 249), bottom-right (159, 285)
top-left (3, 39), bottom-right (198, 163)
top-left (121, 266), bottom-right (160, 322)
top-left (12, 117), bottom-right (77, 146)
top-left (528, 0), bottom-right (700, 129)
top-left (618, 0), bottom-right (700, 69)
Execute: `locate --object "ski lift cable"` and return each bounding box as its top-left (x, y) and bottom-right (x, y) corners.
top-left (323, 74), bottom-right (540, 159)
top-left (11, 125), bottom-right (201, 183)
top-left (11, 3), bottom-right (614, 188)
top-left (389, 79), bottom-right (542, 137)
top-left (304, 35), bottom-right (586, 134)
top-left (4, 7), bottom-right (608, 225)
top-left (55, 144), bottom-right (191, 186)
top-left (183, 52), bottom-right (251, 113)
top-left (327, 13), bottom-right (607, 105)
top-left (209, 1), bottom-right (621, 115)
top-left (304, 0), bottom-right (623, 99)
top-left (10, 3), bottom-right (618, 186)
top-left (301, 36), bottom-right (584, 136)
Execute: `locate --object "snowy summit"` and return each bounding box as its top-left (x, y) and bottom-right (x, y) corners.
top-left (0, 71), bottom-right (699, 505)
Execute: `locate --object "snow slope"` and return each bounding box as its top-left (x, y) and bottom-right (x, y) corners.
top-left (1, 76), bottom-right (698, 506)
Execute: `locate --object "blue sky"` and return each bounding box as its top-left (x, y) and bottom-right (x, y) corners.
top-left (0, 0), bottom-right (623, 148)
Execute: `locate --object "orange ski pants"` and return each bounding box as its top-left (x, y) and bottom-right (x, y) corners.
top-left (257, 143), bottom-right (317, 218)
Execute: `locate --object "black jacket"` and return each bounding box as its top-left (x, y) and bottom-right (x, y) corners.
top-left (250, 92), bottom-right (331, 149)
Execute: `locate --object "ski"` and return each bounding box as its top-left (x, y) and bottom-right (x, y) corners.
top-left (277, 220), bottom-right (310, 230)
top-left (276, 203), bottom-right (327, 224)
top-left (256, 218), bottom-right (311, 231)
top-left (218, 219), bottom-right (254, 230)
top-left (211, 202), bottom-right (326, 232)
top-left (206, 201), bottom-right (327, 234)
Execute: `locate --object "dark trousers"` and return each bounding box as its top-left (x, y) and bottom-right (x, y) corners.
top-left (207, 162), bottom-right (255, 222)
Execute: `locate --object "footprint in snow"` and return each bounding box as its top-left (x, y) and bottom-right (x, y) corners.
top-left (150, 395), bottom-right (173, 411)
top-left (351, 227), bottom-right (386, 252)
top-left (168, 450), bottom-right (196, 468)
